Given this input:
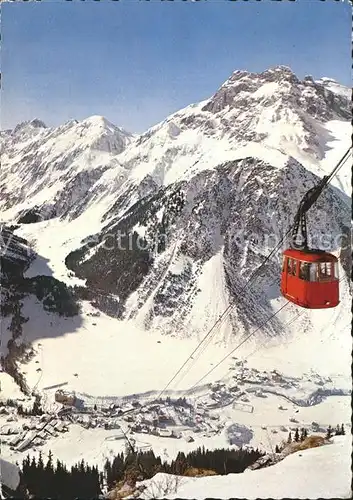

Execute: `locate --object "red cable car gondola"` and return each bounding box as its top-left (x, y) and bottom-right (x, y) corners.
top-left (281, 248), bottom-right (339, 309)
top-left (280, 174), bottom-right (340, 309)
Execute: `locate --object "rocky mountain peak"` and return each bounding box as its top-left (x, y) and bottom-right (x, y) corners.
top-left (201, 65), bottom-right (350, 130)
top-left (260, 65), bottom-right (299, 83)
top-left (79, 115), bottom-right (129, 134)
top-left (10, 119), bottom-right (47, 138)
top-left (29, 118), bottom-right (47, 129)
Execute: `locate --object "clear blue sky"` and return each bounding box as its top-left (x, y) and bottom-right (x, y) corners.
top-left (2, 0), bottom-right (351, 133)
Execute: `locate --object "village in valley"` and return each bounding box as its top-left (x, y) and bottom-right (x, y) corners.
top-left (0, 362), bottom-right (350, 465)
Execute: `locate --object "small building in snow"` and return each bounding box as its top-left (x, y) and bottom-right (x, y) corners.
top-left (55, 390), bottom-right (76, 406)
top-left (158, 428), bottom-right (173, 437)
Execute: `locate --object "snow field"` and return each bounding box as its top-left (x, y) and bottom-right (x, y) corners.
top-left (138, 435), bottom-right (352, 499)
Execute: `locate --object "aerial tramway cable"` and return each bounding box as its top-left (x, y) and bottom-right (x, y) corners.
top-left (172, 274), bottom-right (286, 389)
top-left (181, 272), bottom-right (347, 400)
top-left (156, 146), bottom-right (351, 400)
top-left (183, 302), bottom-right (290, 395)
top-left (155, 227), bottom-right (294, 400)
top-left (79, 148), bottom-right (351, 412)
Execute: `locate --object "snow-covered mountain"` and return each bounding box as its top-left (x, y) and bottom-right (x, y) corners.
top-left (56, 66), bottom-right (351, 342)
top-left (0, 65), bottom-right (351, 398)
top-left (0, 116), bottom-right (134, 222)
top-left (1, 66), bottom-right (350, 225)
top-left (315, 76), bottom-right (352, 100)
top-left (108, 65), bottom-right (351, 193)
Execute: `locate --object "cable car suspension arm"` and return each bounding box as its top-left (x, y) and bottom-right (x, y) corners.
top-left (292, 146), bottom-right (351, 249)
top-left (292, 175), bottom-right (329, 249)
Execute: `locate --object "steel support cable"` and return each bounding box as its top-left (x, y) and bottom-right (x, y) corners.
top-left (155, 225), bottom-right (294, 400)
top-left (80, 147), bottom-right (352, 410)
top-left (324, 147), bottom-right (351, 184)
top-left (183, 302), bottom-right (290, 396)
top-left (174, 274), bottom-right (285, 389)
top-left (188, 275), bottom-right (281, 360)
top-left (174, 300), bottom-right (299, 390)
top-left (186, 273), bottom-right (349, 395)
top-left (164, 148), bottom-right (352, 398)
top-left (238, 310), bottom-right (304, 364)
top-left (217, 304), bottom-right (317, 385)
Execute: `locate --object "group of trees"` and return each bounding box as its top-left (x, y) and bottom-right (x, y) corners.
top-left (19, 452), bottom-right (102, 499)
top-left (17, 396), bottom-right (43, 416)
top-left (104, 446), bottom-right (264, 490)
top-left (174, 446), bottom-right (264, 475)
top-left (164, 396), bottom-right (192, 407)
top-left (326, 424), bottom-right (345, 439)
top-left (23, 275), bottom-right (80, 317)
top-left (18, 444), bottom-right (264, 496)
top-left (273, 427), bottom-right (309, 453)
top-left (3, 396), bottom-right (44, 417)
top-left (274, 424), bottom-right (346, 453)
top-left (285, 427), bottom-right (309, 446)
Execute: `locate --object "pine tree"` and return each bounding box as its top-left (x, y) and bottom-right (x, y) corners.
top-left (287, 431), bottom-right (292, 443)
top-left (32, 396), bottom-right (43, 416)
top-left (38, 452), bottom-right (44, 470)
top-left (294, 428), bottom-right (300, 442)
top-left (29, 456), bottom-right (37, 494)
top-left (99, 471), bottom-right (104, 491)
top-left (300, 428), bottom-right (306, 441)
top-left (275, 445), bottom-right (280, 453)
top-left (21, 455), bottom-right (31, 495)
top-left (104, 459), bottom-right (113, 489)
top-left (39, 450), bottom-right (54, 497)
top-left (341, 423), bottom-right (345, 435)
top-left (326, 425), bottom-right (333, 439)
top-left (46, 450), bottom-right (53, 470)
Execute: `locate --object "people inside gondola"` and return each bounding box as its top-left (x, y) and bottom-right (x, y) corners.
top-left (299, 262), bottom-right (310, 281)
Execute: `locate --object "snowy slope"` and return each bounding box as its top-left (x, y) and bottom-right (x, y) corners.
top-left (138, 436), bottom-right (352, 499)
top-left (0, 372), bottom-right (25, 401)
top-left (315, 77), bottom-right (351, 99)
